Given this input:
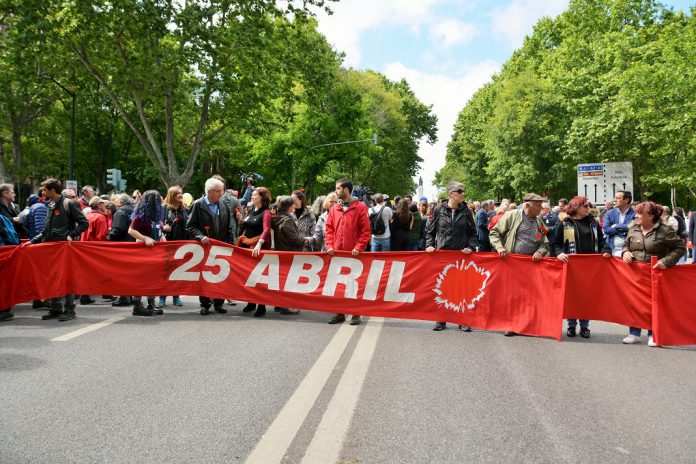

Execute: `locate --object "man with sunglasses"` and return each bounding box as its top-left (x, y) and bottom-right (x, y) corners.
top-left (426, 181), bottom-right (478, 332)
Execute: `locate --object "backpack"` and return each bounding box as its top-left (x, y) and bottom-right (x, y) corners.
top-left (0, 214), bottom-right (20, 245)
top-left (369, 206), bottom-right (387, 235)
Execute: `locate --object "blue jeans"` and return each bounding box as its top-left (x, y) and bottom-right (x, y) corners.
top-left (371, 237), bottom-right (391, 252)
top-left (629, 327), bottom-right (652, 337)
top-left (410, 239), bottom-right (420, 251)
top-left (567, 319), bottom-right (589, 329)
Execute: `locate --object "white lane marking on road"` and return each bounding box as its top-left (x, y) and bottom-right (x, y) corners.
top-left (301, 317), bottom-right (384, 464)
top-left (51, 316), bottom-right (126, 342)
top-left (244, 322), bottom-right (356, 464)
top-left (616, 447), bottom-right (630, 455)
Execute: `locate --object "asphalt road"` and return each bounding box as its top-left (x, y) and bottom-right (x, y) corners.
top-left (1, 297), bottom-right (695, 464)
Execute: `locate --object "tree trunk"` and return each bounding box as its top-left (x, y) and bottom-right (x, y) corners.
top-left (0, 139), bottom-right (9, 183)
top-left (12, 128), bottom-right (22, 174)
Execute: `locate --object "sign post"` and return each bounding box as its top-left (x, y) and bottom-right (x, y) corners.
top-left (577, 162), bottom-right (633, 205)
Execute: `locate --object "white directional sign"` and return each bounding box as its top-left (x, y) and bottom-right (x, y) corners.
top-left (577, 162), bottom-right (633, 205)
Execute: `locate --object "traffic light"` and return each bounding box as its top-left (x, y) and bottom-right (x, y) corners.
top-left (106, 168), bottom-right (121, 190)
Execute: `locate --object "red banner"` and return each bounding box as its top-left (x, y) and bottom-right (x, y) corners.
top-left (0, 242), bottom-right (564, 339)
top-left (0, 241), bottom-right (693, 345)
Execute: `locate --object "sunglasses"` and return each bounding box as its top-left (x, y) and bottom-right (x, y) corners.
top-left (450, 189), bottom-right (465, 195)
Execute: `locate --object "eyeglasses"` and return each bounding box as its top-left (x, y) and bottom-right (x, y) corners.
top-left (450, 189), bottom-right (465, 195)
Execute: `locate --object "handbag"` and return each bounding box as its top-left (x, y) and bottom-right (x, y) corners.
top-left (235, 233), bottom-right (260, 248)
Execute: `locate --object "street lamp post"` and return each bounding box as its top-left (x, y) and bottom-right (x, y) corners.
top-left (40, 74), bottom-right (76, 181)
top-left (292, 134), bottom-right (378, 191)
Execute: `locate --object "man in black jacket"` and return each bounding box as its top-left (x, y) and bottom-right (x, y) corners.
top-left (186, 177), bottom-right (234, 315)
top-left (24, 178), bottom-right (88, 321)
top-left (426, 181), bottom-right (478, 332)
top-left (0, 183), bottom-right (27, 238)
top-left (106, 194), bottom-right (136, 306)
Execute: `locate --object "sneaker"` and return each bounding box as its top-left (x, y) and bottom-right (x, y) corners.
top-left (622, 334), bottom-right (641, 344)
top-left (580, 327), bottom-right (591, 339)
top-left (200, 306), bottom-right (211, 316)
top-left (173, 297), bottom-right (183, 306)
top-left (59, 311), bottom-right (76, 322)
top-left (328, 314), bottom-right (346, 324)
top-left (459, 325), bottom-right (472, 332)
top-left (433, 322), bottom-right (446, 331)
top-left (0, 311), bottom-right (15, 322)
top-left (42, 310), bottom-right (63, 320)
top-left (567, 327), bottom-right (576, 337)
top-left (350, 315), bottom-right (361, 326)
top-left (112, 297), bottom-right (132, 307)
top-left (156, 298), bottom-right (166, 309)
top-left (253, 305), bottom-right (266, 318)
top-left (133, 302), bottom-right (153, 317)
top-left (648, 335), bottom-right (658, 347)
top-left (279, 308), bottom-right (300, 315)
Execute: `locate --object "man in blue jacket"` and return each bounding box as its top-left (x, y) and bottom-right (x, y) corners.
top-left (603, 190), bottom-right (635, 256)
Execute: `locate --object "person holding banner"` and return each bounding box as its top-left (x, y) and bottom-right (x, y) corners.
top-left (186, 177), bottom-right (235, 316)
top-left (621, 202), bottom-right (686, 346)
top-left (128, 190), bottom-right (167, 316)
top-left (24, 178), bottom-right (89, 322)
top-left (270, 195), bottom-right (305, 316)
top-left (552, 196), bottom-right (611, 338)
top-left (325, 178), bottom-right (372, 326)
top-left (490, 193), bottom-right (549, 336)
top-left (237, 187), bottom-right (273, 317)
top-left (426, 181), bottom-right (478, 332)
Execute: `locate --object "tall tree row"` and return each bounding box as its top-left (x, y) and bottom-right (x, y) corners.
top-left (0, 0), bottom-right (436, 198)
top-left (438, 0), bottom-right (695, 204)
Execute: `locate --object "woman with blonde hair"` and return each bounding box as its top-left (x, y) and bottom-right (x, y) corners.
top-left (306, 192), bottom-right (337, 252)
top-left (157, 186), bottom-right (188, 309)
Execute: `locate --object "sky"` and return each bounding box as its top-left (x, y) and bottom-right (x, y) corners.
top-left (314, 0), bottom-right (694, 199)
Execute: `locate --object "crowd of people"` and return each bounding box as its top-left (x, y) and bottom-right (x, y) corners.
top-left (0, 177), bottom-right (691, 346)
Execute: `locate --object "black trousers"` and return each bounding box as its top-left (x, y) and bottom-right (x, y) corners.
top-left (200, 297), bottom-right (224, 309)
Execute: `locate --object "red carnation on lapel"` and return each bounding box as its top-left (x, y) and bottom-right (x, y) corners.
top-left (434, 260), bottom-right (490, 312)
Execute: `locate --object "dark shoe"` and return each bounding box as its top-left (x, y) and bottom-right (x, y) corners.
top-left (279, 308), bottom-right (299, 315)
top-left (350, 315), bottom-right (361, 326)
top-left (42, 310), bottom-right (63, 320)
top-left (567, 327), bottom-right (577, 337)
top-left (241, 303), bottom-right (256, 313)
top-left (503, 331), bottom-right (516, 337)
top-left (214, 306), bottom-right (228, 314)
top-left (433, 322), bottom-right (446, 331)
top-left (328, 314), bottom-right (346, 324)
top-left (254, 305), bottom-right (267, 317)
top-left (80, 297), bottom-right (96, 305)
top-left (580, 327), bottom-right (591, 339)
top-left (102, 295), bottom-right (116, 301)
top-left (200, 306), bottom-right (210, 316)
top-left (112, 298), bottom-right (132, 307)
top-left (133, 302), bottom-right (153, 316)
top-left (173, 297), bottom-right (183, 306)
top-left (459, 325), bottom-right (472, 332)
top-left (59, 311), bottom-right (76, 322)
top-left (32, 300), bottom-right (50, 310)
top-left (152, 308), bottom-right (164, 316)
top-left (0, 311), bottom-right (15, 322)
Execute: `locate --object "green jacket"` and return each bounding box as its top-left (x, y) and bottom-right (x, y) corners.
top-left (622, 220), bottom-right (685, 268)
top-left (489, 209), bottom-right (549, 256)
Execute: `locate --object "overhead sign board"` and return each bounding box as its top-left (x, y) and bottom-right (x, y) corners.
top-left (577, 162), bottom-right (633, 205)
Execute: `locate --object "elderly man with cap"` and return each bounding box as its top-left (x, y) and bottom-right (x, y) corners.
top-left (490, 193), bottom-right (550, 336)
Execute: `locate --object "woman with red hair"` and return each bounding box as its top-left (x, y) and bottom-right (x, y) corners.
top-left (622, 201), bottom-right (686, 346)
top-left (552, 196), bottom-right (611, 338)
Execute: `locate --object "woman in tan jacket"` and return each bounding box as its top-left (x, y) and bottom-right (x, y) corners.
top-left (621, 201), bottom-right (686, 346)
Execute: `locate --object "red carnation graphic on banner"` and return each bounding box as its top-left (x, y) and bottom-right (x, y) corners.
top-left (433, 260), bottom-right (490, 313)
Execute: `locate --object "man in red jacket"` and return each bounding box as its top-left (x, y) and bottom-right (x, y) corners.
top-left (325, 178), bottom-right (372, 325)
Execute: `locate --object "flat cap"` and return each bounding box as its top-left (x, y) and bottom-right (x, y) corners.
top-left (523, 193), bottom-right (545, 202)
